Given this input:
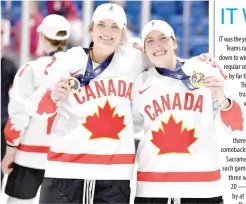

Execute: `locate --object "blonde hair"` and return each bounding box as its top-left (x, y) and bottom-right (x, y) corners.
top-left (44, 31), bottom-right (68, 51)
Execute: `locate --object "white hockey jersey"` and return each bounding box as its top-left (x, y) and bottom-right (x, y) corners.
top-left (13, 43), bottom-right (149, 180)
top-left (131, 57), bottom-right (245, 198)
top-left (4, 56), bottom-right (57, 169)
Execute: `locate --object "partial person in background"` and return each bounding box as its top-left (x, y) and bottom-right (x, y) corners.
top-left (1, 24), bottom-right (17, 189)
top-left (46, 0), bottom-right (81, 48)
top-left (12, 1), bottom-right (43, 59)
top-left (1, 14), bottom-right (70, 204)
top-left (132, 20), bottom-right (244, 204)
top-left (46, 0), bottom-right (79, 20)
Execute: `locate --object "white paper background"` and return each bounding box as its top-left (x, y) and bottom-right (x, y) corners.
top-left (211, 0), bottom-right (246, 204)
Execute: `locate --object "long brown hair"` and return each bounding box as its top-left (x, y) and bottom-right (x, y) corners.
top-left (45, 31), bottom-right (68, 51)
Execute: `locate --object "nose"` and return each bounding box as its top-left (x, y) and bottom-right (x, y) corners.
top-left (102, 26), bottom-right (113, 36)
top-left (155, 42), bottom-right (162, 49)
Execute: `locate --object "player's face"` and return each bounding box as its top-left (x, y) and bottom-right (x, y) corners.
top-left (144, 30), bottom-right (177, 67)
top-left (92, 19), bottom-right (122, 51)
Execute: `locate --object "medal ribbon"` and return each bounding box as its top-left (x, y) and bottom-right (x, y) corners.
top-left (155, 61), bottom-right (198, 90)
top-left (73, 51), bottom-right (114, 87)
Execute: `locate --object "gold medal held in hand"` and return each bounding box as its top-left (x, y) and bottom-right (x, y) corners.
top-left (68, 77), bottom-right (80, 93)
top-left (189, 71), bottom-right (205, 88)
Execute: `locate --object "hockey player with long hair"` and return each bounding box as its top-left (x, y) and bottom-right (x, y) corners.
top-left (1, 14), bottom-right (70, 204)
top-left (12, 4), bottom-right (221, 204)
top-left (132, 20), bottom-right (244, 204)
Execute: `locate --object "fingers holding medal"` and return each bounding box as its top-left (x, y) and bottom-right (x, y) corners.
top-left (52, 78), bottom-right (71, 102)
top-left (51, 77), bottom-right (81, 102)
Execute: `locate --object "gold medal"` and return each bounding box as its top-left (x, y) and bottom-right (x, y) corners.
top-left (189, 72), bottom-right (204, 88)
top-left (68, 77), bottom-right (80, 93)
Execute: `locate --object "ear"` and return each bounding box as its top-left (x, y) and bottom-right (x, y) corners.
top-left (143, 43), bottom-right (148, 56)
top-left (173, 39), bottom-right (178, 50)
top-left (144, 47), bottom-right (150, 58)
top-left (144, 48), bottom-right (147, 55)
top-left (89, 24), bottom-right (94, 34)
top-left (120, 29), bottom-right (125, 42)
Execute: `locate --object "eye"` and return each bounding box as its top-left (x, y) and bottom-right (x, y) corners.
top-left (98, 23), bottom-right (105, 27)
top-left (160, 36), bottom-right (167, 40)
top-left (146, 39), bottom-right (153, 44)
top-left (112, 25), bottom-right (119, 29)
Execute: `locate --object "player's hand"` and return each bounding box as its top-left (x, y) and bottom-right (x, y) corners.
top-left (197, 53), bottom-right (219, 68)
top-left (51, 77), bottom-right (71, 102)
top-left (1, 146), bottom-right (17, 175)
top-left (204, 75), bottom-right (230, 109)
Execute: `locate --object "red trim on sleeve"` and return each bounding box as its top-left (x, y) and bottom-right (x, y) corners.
top-left (36, 90), bottom-right (58, 115)
top-left (4, 118), bottom-right (20, 145)
top-left (220, 100), bottom-right (244, 131)
top-left (17, 144), bottom-right (50, 153)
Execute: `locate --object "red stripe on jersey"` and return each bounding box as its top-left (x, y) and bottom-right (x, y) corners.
top-left (37, 90), bottom-right (58, 115)
top-left (48, 151), bottom-right (136, 164)
top-left (220, 100), bottom-right (243, 131)
top-left (137, 169), bottom-right (221, 182)
top-left (17, 144), bottom-right (50, 153)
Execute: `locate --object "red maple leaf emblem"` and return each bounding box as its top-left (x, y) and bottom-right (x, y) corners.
top-left (151, 115), bottom-right (197, 155)
top-left (4, 118), bottom-right (21, 144)
top-left (82, 101), bottom-right (126, 140)
top-left (37, 90), bottom-right (58, 115)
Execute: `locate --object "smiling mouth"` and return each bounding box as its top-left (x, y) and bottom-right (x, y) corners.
top-left (100, 36), bottom-right (113, 41)
top-left (153, 50), bottom-right (167, 56)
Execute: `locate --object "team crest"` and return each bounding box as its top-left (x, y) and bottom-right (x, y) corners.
top-left (69, 77), bottom-right (80, 93)
top-left (189, 72), bottom-right (204, 88)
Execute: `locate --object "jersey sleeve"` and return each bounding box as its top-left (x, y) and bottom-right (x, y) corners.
top-left (12, 59), bottom-right (60, 118)
top-left (217, 79), bottom-right (245, 134)
top-left (131, 73), bottom-right (145, 140)
top-left (134, 42), bottom-right (152, 71)
top-left (212, 65), bottom-right (245, 134)
top-left (127, 41), bottom-right (152, 74)
top-left (4, 64), bottom-right (33, 147)
top-left (13, 49), bottom-right (81, 118)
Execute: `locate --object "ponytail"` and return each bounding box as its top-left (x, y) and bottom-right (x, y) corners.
top-left (44, 31), bottom-right (68, 51)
